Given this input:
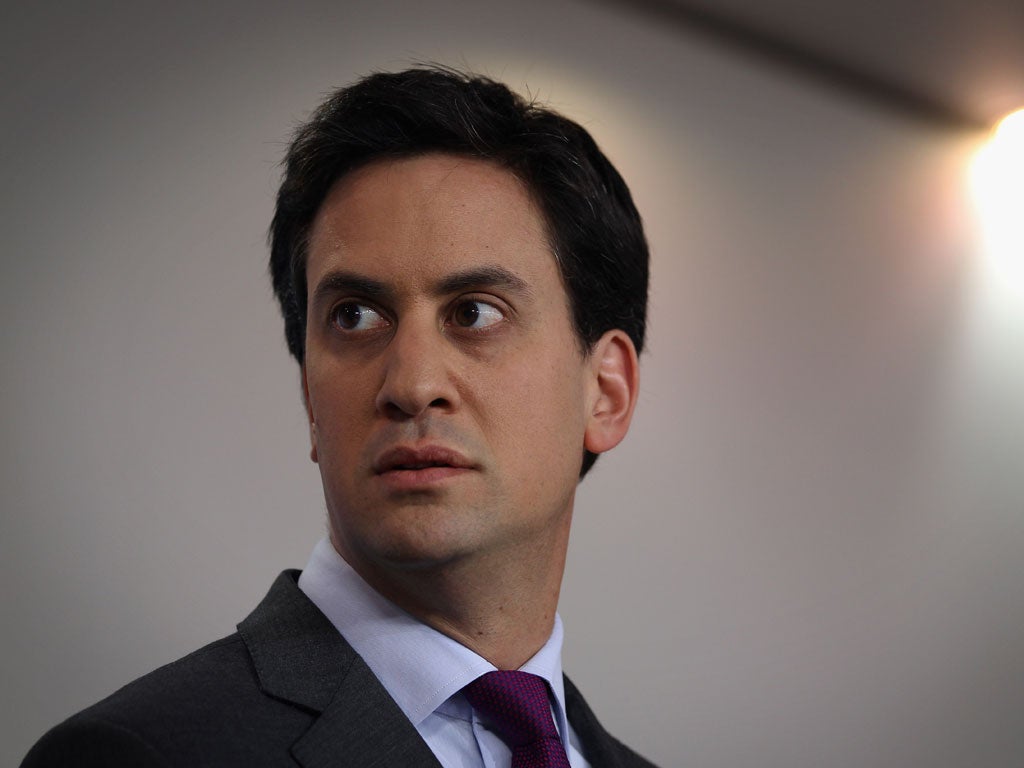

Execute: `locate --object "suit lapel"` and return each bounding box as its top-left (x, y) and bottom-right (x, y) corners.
top-left (291, 658), bottom-right (443, 768)
top-left (564, 674), bottom-right (653, 768)
top-left (238, 571), bottom-right (442, 768)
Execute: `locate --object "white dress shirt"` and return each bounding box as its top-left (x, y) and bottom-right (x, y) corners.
top-left (297, 537), bottom-right (591, 768)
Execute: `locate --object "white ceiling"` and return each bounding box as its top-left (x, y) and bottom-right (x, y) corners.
top-left (635, 0), bottom-right (1024, 130)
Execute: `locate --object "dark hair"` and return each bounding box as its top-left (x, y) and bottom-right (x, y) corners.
top-left (269, 66), bottom-right (649, 476)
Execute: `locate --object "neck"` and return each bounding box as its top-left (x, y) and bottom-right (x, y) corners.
top-left (333, 516), bottom-right (571, 670)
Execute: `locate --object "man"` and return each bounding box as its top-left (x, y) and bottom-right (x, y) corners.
top-left (23, 67), bottom-right (654, 768)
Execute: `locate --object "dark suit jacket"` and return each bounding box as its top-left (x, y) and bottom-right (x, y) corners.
top-left (22, 571), bottom-right (658, 767)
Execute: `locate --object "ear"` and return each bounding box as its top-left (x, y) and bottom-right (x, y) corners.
top-left (301, 365), bottom-right (319, 464)
top-left (583, 329), bottom-right (640, 455)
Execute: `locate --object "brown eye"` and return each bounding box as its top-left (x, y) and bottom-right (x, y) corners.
top-left (332, 302), bottom-right (387, 332)
top-left (451, 300), bottom-right (504, 329)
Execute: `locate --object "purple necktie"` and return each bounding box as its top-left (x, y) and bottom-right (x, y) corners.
top-left (463, 670), bottom-right (572, 768)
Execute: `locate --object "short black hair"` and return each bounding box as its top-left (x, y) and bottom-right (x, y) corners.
top-left (269, 66), bottom-right (649, 477)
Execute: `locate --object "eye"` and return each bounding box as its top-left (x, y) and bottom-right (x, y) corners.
top-left (450, 299), bottom-right (506, 330)
top-left (332, 302), bottom-right (388, 332)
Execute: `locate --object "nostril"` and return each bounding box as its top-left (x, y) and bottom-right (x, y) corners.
top-left (381, 400), bottom-right (414, 421)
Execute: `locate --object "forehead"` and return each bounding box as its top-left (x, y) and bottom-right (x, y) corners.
top-left (306, 153), bottom-right (561, 293)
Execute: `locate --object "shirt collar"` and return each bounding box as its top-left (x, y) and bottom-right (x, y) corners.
top-left (297, 537), bottom-right (569, 732)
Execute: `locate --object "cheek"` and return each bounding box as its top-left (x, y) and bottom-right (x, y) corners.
top-left (482, 355), bottom-right (588, 461)
top-left (308, 367), bottom-right (377, 445)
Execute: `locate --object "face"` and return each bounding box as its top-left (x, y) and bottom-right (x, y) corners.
top-left (302, 153), bottom-right (600, 577)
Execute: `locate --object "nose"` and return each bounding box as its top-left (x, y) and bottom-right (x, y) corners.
top-left (374, 320), bottom-right (459, 420)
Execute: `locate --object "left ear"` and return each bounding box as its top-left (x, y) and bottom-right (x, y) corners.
top-left (583, 329), bottom-right (640, 455)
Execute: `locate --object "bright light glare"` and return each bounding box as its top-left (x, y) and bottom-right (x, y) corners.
top-left (970, 109), bottom-right (1024, 296)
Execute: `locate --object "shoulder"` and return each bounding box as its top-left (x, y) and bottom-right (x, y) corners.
top-left (21, 714), bottom-right (173, 768)
top-left (22, 631), bottom-right (313, 767)
top-left (21, 568), bottom-right (347, 768)
top-left (21, 633), bottom-right (236, 766)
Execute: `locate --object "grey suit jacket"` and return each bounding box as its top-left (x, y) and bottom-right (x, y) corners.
top-left (22, 571), bottom-right (658, 767)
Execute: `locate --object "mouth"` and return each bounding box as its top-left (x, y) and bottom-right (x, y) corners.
top-left (373, 445), bottom-right (475, 476)
top-left (372, 445), bottom-right (475, 492)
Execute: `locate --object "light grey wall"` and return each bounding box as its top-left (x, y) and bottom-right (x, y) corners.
top-left (3, 2), bottom-right (1022, 766)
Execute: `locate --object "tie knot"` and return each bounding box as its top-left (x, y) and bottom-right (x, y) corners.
top-left (463, 671), bottom-right (561, 749)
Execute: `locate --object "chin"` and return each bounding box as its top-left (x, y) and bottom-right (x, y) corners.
top-left (333, 515), bottom-right (482, 573)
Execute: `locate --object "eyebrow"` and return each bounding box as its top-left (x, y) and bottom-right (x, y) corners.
top-left (310, 271), bottom-right (390, 308)
top-left (434, 266), bottom-right (532, 298)
top-left (310, 265), bottom-right (533, 307)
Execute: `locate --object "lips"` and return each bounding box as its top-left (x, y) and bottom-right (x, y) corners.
top-left (372, 445), bottom-right (474, 475)
top-left (371, 445), bottom-right (475, 492)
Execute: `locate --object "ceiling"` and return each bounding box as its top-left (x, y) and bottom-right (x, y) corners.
top-left (610, 0), bottom-right (1024, 132)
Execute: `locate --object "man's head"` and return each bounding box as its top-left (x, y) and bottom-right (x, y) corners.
top-left (269, 67), bottom-right (649, 477)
